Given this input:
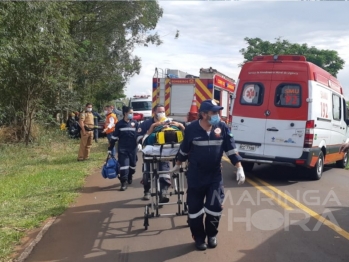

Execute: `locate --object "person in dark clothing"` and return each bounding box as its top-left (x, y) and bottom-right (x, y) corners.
top-left (171, 99), bottom-right (245, 251)
top-left (108, 106), bottom-right (141, 191)
top-left (66, 112), bottom-right (80, 139)
top-left (92, 111), bottom-right (102, 143)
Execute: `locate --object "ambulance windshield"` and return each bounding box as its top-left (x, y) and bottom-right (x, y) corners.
top-left (131, 101), bottom-right (152, 111)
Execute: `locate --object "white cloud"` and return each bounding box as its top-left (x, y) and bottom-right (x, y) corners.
top-left (126, 1), bottom-right (349, 98)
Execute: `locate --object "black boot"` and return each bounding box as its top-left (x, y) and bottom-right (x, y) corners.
top-left (207, 236), bottom-right (217, 248)
top-left (120, 181), bottom-right (127, 191)
top-left (195, 238), bottom-right (207, 251)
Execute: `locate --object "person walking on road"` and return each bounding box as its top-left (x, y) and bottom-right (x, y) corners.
top-left (108, 106), bottom-right (141, 191)
top-left (102, 105), bottom-right (117, 156)
top-left (170, 99), bottom-right (245, 251)
top-left (77, 103), bottom-right (95, 161)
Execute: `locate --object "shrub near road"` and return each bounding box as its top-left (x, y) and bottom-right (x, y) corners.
top-left (0, 129), bottom-right (107, 261)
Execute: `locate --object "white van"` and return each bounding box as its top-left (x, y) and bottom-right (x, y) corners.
top-left (129, 95), bottom-right (152, 122)
top-left (232, 55), bottom-right (349, 180)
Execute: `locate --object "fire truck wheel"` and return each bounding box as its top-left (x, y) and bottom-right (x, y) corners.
top-left (336, 151), bottom-right (348, 169)
top-left (241, 162), bottom-right (254, 172)
top-left (309, 151), bottom-right (324, 180)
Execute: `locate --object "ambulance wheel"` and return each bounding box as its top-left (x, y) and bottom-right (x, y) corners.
top-left (336, 151), bottom-right (348, 168)
top-left (242, 162), bottom-right (254, 172)
top-left (310, 151), bottom-right (324, 180)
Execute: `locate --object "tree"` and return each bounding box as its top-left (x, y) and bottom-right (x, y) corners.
top-left (0, 1), bottom-right (165, 143)
top-left (0, 2), bottom-right (76, 144)
top-left (69, 1), bottom-right (164, 106)
top-left (239, 37), bottom-right (345, 77)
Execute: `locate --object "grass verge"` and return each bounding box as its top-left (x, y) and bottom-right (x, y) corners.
top-left (0, 129), bottom-right (108, 262)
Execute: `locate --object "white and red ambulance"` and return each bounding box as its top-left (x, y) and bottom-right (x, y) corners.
top-left (231, 55), bottom-right (349, 180)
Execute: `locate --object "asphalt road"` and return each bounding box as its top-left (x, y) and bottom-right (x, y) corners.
top-left (24, 152), bottom-right (349, 262)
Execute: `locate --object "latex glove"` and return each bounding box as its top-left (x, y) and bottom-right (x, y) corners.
top-left (236, 167), bottom-right (245, 185)
top-left (137, 144), bottom-right (142, 151)
top-left (339, 143), bottom-right (349, 153)
top-left (169, 165), bottom-right (181, 173)
top-left (107, 150), bottom-right (111, 154)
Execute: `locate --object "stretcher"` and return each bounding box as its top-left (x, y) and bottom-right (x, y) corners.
top-left (141, 144), bottom-right (188, 230)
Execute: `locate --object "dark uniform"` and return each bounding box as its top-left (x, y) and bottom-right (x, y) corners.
top-left (137, 118), bottom-right (171, 200)
top-left (177, 119), bottom-right (242, 246)
top-left (92, 111), bottom-right (102, 143)
top-left (108, 119), bottom-right (139, 185)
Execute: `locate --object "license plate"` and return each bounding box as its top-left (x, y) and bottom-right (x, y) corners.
top-left (239, 144), bottom-right (256, 151)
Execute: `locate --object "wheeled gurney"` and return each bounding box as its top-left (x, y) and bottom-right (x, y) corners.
top-left (141, 144), bottom-right (188, 230)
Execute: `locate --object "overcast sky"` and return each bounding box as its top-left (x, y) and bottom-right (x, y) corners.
top-left (126, 1), bottom-right (349, 99)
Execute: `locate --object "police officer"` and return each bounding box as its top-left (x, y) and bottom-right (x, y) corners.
top-left (77, 103), bottom-right (95, 161)
top-left (171, 99), bottom-right (245, 251)
top-left (137, 104), bottom-right (185, 201)
top-left (108, 106), bottom-right (141, 191)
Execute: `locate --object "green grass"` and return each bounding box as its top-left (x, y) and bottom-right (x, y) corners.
top-left (0, 129), bottom-right (108, 262)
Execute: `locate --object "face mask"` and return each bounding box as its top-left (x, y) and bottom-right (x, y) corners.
top-left (157, 112), bottom-right (166, 121)
top-left (104, 110), bottom-right (108, 115)
top-left (127, 113), bottom-right (133, 120)
top-left (87, 108), bottom-right (92, 112)
top-left (208, 114), bottom-right (220, 125)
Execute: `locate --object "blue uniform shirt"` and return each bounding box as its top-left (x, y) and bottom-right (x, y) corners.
top-left (136, 118), bottom-right (155, 144)
top-left (177, 120), bottom-right (242, 186)
top-left (108, 119), bottom-right (139, 151)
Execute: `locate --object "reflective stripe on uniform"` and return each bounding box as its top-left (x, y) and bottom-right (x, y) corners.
top-left (120, 127), bottom-right (136, 131)
top-left (111, 136), bottom-right (119, 140)
top-left (188, 208), bottom-right (205, 219)
top-left (159, 174), bottom-right (171, 179)
top-left (225, 149), bottom-right (238, 156)
top-left (129, 166), bottom-right (136, 170)
top-left (120, 166), bottom-right (129, 170)
top-left (179, 149), bottom-right (187, 156)
top-left (204, 207), bottom-right (222, 217)
top-left (192, 140), bottom-right (223, 146)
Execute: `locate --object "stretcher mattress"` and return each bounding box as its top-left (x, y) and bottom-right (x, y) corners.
top-left (141, 144), bottom-right (180, 157)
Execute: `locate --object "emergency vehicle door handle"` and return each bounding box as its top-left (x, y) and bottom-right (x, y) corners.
top-left (267, 128), bottom-right (279, 132)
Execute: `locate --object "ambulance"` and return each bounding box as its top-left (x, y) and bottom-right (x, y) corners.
top-left (129, 95), bottom-right (152, 122)
top-left (152, 67), bottom-right (236, 125)
top-left (232, 55), bottom-right (349, 180)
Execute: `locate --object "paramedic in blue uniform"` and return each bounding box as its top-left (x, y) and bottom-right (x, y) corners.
top-left (108, 106), bottom-right (142, 191)
top-left (171, 99), bottom-right (245, 251)
top-left (137, 104), bottom-right (185, 201)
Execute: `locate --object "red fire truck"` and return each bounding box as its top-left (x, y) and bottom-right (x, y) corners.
top-left (152, 67), bottom-right (236, 126)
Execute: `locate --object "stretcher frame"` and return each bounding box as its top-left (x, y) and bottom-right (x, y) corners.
top-left (142, 144), bottom-right (188, 230)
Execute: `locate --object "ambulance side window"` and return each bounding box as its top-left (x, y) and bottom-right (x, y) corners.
top-left (275, 84), bottom-right (301, 108)
top-left (332, 94), bottom-right (341, 121)
top-left (240, 83), bottom-right (264, 106)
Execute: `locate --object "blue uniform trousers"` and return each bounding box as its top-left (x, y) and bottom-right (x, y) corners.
top-left (118, 148), bottom-right (137, 182)
top-left (187, 178), bottom-right (224, 242)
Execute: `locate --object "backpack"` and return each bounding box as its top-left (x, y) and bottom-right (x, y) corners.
top-left (144, 125), bottom-right (183, 146)
top-left (101, 155), bottom-right (119, 179)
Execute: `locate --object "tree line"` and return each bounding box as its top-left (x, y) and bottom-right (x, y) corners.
top-left (0, 1), bottom-right (163, 144)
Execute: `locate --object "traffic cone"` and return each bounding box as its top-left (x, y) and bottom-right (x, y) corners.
top-left (187, 94), bottom-right (198, 122)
